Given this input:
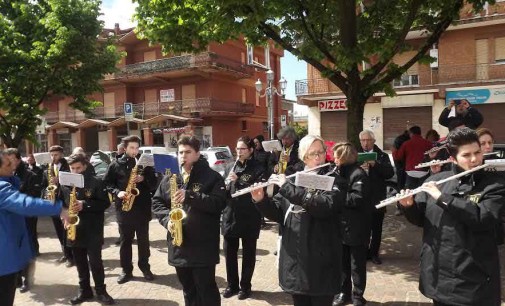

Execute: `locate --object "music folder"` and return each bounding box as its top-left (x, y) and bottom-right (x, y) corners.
top-left (358, 152), bottom-right (377, 163)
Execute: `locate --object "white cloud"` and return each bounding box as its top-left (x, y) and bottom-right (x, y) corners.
top-left (99, 0), bottom-right (137, 29)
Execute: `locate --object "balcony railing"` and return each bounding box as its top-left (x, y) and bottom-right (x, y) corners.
top-left (44, 98), bottom-right (255, 123)
top-left (110, 52), bottom-right (253, 79)
top-left (295, 63), bottom-right (505, 96)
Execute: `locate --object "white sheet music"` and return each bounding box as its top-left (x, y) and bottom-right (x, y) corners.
top-left (448, 105), bottom-right (456, 118)
top-left (406, 170), bottom-right (429, 178)
top-left (59, 172), bottom-right (84, 188)
top-left (262, 140), bottom-right (282, 152)
top-left (33, 152), bottom-right (51, 165)
top-left (295, 172), bottom-right (335, 191)
top-left (137, 153), bottom-right (155, 167)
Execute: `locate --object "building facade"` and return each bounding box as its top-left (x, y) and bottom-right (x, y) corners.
top-left (35, 24), bottom-right (285, 155)
top-left (296, 2), bottom-right (505, 149)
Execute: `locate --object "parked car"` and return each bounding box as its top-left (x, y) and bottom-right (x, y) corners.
top-left (201, 147), bottom-right (235, 177)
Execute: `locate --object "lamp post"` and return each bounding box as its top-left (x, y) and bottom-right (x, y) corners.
top-left (255, 70), bottom-right (287, 140)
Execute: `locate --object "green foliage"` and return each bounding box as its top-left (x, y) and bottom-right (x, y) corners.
top-left (290, 122), bottom-right (308, 140)
top-left (133, 0), bottom-right (491, 142)
top-left (0, 0), bottom-right (121, 147)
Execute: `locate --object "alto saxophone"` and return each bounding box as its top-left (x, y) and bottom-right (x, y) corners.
top-left (278, 148), bottom-right (288, 174)
top-left (45, 166), bottom-right (57, 203)
top-left (66, 186), bottom-right (80, 241)
top-left (122, 165), bottom-right (140, 212)
top-left (168, 174), bottom-right (186, 247)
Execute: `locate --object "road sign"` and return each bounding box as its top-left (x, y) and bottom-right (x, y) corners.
top-left (124, 102), bottom-right (133, 122)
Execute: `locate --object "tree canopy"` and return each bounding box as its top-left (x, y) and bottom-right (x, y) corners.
top-left (0, 0), bottom-right (120, 148)
top-left (134, 0), bottom-right (491, 144)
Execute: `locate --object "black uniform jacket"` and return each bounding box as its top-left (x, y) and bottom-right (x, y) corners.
top-left (222, 158), bottom-right (266, 239)
top-left (357, 145), bottom-right (394, 213)
top-left (15, 162), bottom-right (40, 198)
top-left (255, 164), bottom-right (347, 296)
top-left (338, 163), bottom-right (372, 246)
top-left (62, 169), bottom-right (110, 248)
top-left (103, 155), bottom-right (156, 225)
top-left (438, 107), bottom-right (483, 130)
top-left (152, 157), bottom-right (226, 268)
top-left (268, 141), bottom-right (301, 174)
top-left (404, 166), bottom-right (505, 306)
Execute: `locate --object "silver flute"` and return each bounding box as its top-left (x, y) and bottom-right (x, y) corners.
top-left (414, 159), bottom-right (452, 169)
top-left (376, 163), bottom-right (489, 209)
top-left (231, 162), bottom-right (331, 198)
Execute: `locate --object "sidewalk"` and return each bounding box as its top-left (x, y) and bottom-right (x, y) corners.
top-left (14, 211), bottom-right (505, 305)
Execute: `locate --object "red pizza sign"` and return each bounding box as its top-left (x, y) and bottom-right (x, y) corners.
top-left (318, 99), bottom-right (347, 112)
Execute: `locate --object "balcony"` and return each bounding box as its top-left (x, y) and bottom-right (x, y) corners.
top-left (295, 78), bottom-right (341, 96)
top-left (108, 52), bottom-right (254, 81)
top-left (44, 98), bottom-right (255, 123)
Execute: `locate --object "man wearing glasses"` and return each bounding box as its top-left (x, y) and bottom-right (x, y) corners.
top-left (357, 130), bottom-right (394, 265)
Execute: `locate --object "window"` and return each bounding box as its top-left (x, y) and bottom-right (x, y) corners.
top-left (393, 74), bottom-right (419, 87)
top-left (495, 37), bottom-right (505, 63)
top-left (241, 120), bottom-right (247, 131)
top-left (241, 88), bottom-right (247, 104)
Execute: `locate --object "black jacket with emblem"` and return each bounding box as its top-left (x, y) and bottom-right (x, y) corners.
top-left (337, 163), bottom-right (372, 245)
top-left (403, 165), bottom-right (505, 306)
top-left (61, 168), bottom-right (110, 248)
top-left (103, 155), bottom-right (157, 225)
top-left (222, 157), bottom-right (267, 239)
top-left (152, 156), bottom-right (226, 267)
top-left (255, 164), bottom-right (347, 296)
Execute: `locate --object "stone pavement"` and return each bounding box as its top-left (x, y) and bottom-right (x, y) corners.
top-left (14, 211), bottom-right (505, 306)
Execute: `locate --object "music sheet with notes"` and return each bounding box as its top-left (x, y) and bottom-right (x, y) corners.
top-left (295, 172), bottom-right (335, 191)
top-left (59, 172), bottom-right (84, 188)
top-left (262, 140), bottom-right (282, 152)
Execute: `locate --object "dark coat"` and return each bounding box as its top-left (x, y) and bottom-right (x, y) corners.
top-left (268, 141), bottom-right (301, 174)
top-left (338, 163), bottom-right (372, 245)
top-left (403, 166), bottom-right (505, 306)
top-left (222, 158), bottom-right (266, 239)
top-left (103, 155), bottom-right (157, 225)
top-left (62, 172), bottom-right (110, 248)
top-left (27, 163), bottom-right (44, 197)
top-left (254, 149), bottom-right (271, 176)
top-left (438, 107), bottom-right (483, 130)
top-left (14, 162), bottom-right (39, 198)
top-left (152, 157), bottom-right (226, 268)
top-left (255, 165), bottom-right (347, 296)
top-left (357, 145), bottom-right (394, 212)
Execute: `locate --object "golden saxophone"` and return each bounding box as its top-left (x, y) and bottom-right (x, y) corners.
top-left (278, 147), bottom-right (288, 174)
top-left (45, 166), bottom-right (57, 203)
top-left (168, 173), bottom-right (186, 247)
top-left (66, 186), bottom-right (80, 241)
top-left (122, 165), bottom-right (140, 212)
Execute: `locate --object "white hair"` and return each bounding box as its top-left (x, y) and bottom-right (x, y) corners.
top-left (298, 135), bottom-right (326, 161)
top-left (72, 147), bottom-right (85, 155)
top-left (359, 130), bottom-right (376, 140)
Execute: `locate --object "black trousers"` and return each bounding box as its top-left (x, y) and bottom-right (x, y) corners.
top-left (341, 244), bottom-right (367, 298)
top-left (25, 217), bottom-right (39, 255)
top-left (19, 261), bottom-right (35, 284)
top-left (292, 294), bottom-right (333, 306)
top-left (368, 210), bottom-right (385, 257)
top-left (51, 216), bottom-right (73, 260)
top-left (405, 175), bottom-right (424, 190)
top-left (175, 266), bottom-right (220, 306)
top-left (119, 222), bottom-right (150, 274)
top-left (0, 272), bottom-right (18, 306)
top-left (433, 302), bottom-right (454, 306)
top-left (223, 237), bottom-right (257, 290)
top-left (73, 245), bottom-right (106, 293)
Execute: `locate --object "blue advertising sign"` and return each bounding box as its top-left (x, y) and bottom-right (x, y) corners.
top-left (445, 89), bottom-right (491, 104)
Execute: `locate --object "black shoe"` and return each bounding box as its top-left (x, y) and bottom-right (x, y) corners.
top-left (96, 292), bottom-right (115, 305)
top-left (222, 286), bottom-right (239, 298)
top-left (66, 260), bottom-right (75, 268)
top-left (142, 270), bottom-right (155, 281)
top-left (238, 289), bottom-right (251, 300)
top-left (117, 273), bottom-right (133, 284)
top-left (352, 295), bottom-right (367, 306)
top-left (333, 293), bottom-right (352, 306)
top-left (370, 256), bottom-right (382, 265)
top-left (70, 292), bottom-right (94, 305)
top-left (57, 255), bottom-right (68, 263)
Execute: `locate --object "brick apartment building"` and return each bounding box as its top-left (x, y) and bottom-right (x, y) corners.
top-left (296, 2), bottom-right (505, 149)
top-left (34, 24), bottom-right (285, 155)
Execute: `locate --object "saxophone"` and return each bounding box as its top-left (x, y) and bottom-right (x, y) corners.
top-left (45, 166), bottom-right (57, 203)
top-left (168, 174), bottom-right (186, 247)
top-left (278, 148), bottom-right (288, 174)
top-left (122, 165), bottom-right (140, 212)
top-left (66, 186), bottom-right (80, 241)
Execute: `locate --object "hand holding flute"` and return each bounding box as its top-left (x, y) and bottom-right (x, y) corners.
top-left (398, 181), bottom-right (442, 208)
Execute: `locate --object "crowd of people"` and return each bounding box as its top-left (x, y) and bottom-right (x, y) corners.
top-left (0, 98), bottom-right (504, 306)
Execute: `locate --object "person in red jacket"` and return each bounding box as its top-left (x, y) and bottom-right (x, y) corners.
top-left (393, 126), bottom-right (433, 189)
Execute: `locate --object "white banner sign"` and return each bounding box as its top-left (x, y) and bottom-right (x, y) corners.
top-left (318, 99), bottom-right (347, 112)
top-left (160, 89), bottom-right (175, 102)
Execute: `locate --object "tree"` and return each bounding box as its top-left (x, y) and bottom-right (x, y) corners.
top-left (133, 0), bottom-right (490, 146)
top-left (0, 0), bottom-right (120, 148)
top-left (291, 122), bottom-right (308, 140)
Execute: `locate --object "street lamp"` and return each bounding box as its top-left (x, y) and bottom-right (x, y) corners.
top-left (255, 69), bottom-right (287, 140)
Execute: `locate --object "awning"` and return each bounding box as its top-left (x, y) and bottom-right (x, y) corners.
top-left (144, 114), bottom-right (202, 125)
top-left (77, 119), bottom-right (110, 129)
top-left (108, 117), bottom-right (145, 127)
top-left (48, 121), bottom-right (79, 130)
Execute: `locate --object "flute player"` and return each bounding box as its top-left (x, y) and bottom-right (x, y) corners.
top-left (398, 127), bottom-right (505, 306)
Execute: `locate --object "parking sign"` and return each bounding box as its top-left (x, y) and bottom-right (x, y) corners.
top-left (124, 102), bottom-right (133, 121)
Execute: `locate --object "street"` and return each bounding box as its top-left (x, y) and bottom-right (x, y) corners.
top-left (14, 210), bottom-right (505, 306)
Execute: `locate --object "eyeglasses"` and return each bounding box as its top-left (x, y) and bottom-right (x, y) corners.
top-left (236, 147), bottom-right (249, 151)
top-left (359, 139), bottom-right (374, 142)
top-left (306, 151), bottom-right (325, 159)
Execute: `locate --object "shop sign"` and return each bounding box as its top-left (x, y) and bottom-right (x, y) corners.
top-left (160, 89), bottom-right (175, 102)
top-left (318, 99), bottom-right (347, 112)
top-left (446, 87), bottom-right (505, 104)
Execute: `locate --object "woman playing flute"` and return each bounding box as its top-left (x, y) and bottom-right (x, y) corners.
top-left (398, 127), bottom-right (505, 306)
top-left (251, 135), bottom-right (347, 306)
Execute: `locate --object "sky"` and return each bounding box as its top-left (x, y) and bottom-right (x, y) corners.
top-left (100, 0), bottom-right (308, 115)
